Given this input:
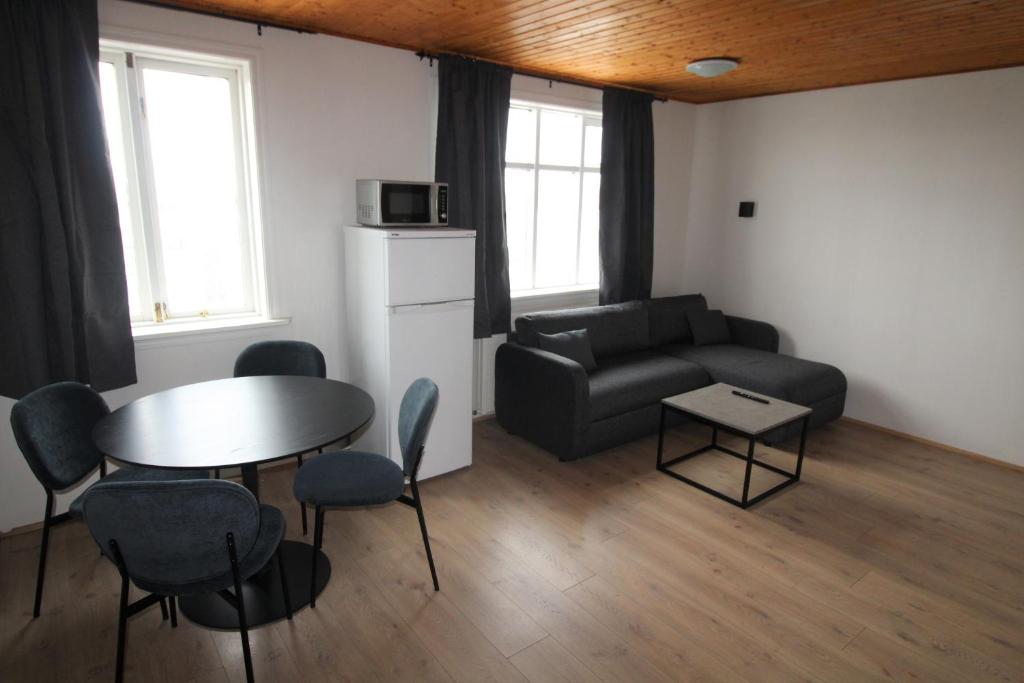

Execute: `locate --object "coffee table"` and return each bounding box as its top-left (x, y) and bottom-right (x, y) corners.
top-left (656, 383), bottom-right (811, 508)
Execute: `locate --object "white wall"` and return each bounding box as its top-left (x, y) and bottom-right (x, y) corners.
top-left (682, 67), bottom-right (1024, 465)
top-left (0, 0), bottom-right (436, 532)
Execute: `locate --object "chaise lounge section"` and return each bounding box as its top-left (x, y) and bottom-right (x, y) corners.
top-left (495, 294), bottom-right (846, 460)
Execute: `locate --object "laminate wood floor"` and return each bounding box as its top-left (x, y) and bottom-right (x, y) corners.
top-left (2, 419), bottom-right (1022, 682)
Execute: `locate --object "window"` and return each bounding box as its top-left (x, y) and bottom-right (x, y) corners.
top-left (505, 100), bottom-right (601, 296)
top-left (98, 41), bottom-right (267, 329)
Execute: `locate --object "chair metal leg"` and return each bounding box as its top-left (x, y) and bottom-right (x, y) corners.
top-left (299, 452), bottom-right (310, 536)
top-left (111, 541), bottom-right (130, 683)
top-left (159, 596), bottom-right (169, 621)
top-left (214, 468), bottom-right (221, 479)
top-left (276, 544), bottom-right (293, 619)
top-left (32, 491), bottom-right (54, 618)
top-left (410, 480), bottom-right (439, 592)
top-left (227, 533), bottom-right (255, 683)
top-left (310, 507), bottom-right (323, 608)
top-left (169, 595), bottom-right (178, 628)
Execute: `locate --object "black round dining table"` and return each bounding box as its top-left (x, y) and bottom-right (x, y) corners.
top-left (92, 375), bottom-right (375, 629)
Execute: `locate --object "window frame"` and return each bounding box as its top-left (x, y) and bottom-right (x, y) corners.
top-left (505, 98), bottom-right (602, 298)
top-left (99, 38), bottom-right (270, 331)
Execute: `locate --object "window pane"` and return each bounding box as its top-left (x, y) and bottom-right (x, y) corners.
top-left (142, 66), bottom-right (248, 315)
top-left (538, 109), bottom-right (582, 166)
top-left (583, 125), bottom-right (602, 168)
top-left (504, 167), bottom-right (535, 291)
top-left (578, 172), bottom-right (601, 285)
top-left (506, 106), bottom-right (536, 164)
top-left (99, 61), bottom-right (144, 320)
top-left (534, 169), bottom-right (580, 289)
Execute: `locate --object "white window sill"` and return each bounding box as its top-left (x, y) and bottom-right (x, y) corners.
top-left (132, 316), bottom-right (290, 348)
top-left (511, 286), bottom-right (598, 315)
top-left (512, 284), bottom-right (596, 300)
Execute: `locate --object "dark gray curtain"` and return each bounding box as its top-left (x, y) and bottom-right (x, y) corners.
top-left (0, 0), bottom-right (137, 398)
top-left (599, 87), bottom-right (655, 305)
top-left (434, 55), bottom-right (513, 339)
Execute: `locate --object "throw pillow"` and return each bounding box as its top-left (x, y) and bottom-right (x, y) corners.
top-left (687, 309), bottom-right (731, 346)
top-left (537, 329), bottom-right (598, 372)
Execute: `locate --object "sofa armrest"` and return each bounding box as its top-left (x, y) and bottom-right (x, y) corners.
top-left (726, 315), bottom-right (779, 353)
top-left (494, 343), bottom-right (590, 460)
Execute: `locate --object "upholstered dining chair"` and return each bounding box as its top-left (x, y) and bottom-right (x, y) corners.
top-left (293, 378), bottom-right (441, 606)
top-left (220, 340), bottom-right (327, 535)
top-left (82, 479), bottom-right (291, 683)
top-left (10, 381), bottom-right (207, 619)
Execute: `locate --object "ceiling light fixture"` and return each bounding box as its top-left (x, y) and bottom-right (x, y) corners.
top-left (686, 58), bottom-right (739, 78)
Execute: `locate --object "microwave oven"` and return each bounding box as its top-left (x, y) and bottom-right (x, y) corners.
top-left (356, 179), bottom-right (448, 227)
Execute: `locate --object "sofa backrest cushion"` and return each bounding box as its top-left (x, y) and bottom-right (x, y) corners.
top-left (515, 301), bottom-right (650, 358)
top-left (687, 309), bottom-right (732, 346)
top-left (537, 329), bottom-right (598, 371)
top-left (646, 294), bottom-right (708, 346)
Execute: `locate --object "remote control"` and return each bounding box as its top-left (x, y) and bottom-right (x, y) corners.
top-left (732, 389), bottom-right (769, 404)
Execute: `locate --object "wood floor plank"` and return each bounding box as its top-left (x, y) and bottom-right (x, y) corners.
top-left (564, 575), bottom-right (748, 682)
top-left (358, 544), bottom-right (527, 683)
top-left (507, 636), bottom-right (602, 683)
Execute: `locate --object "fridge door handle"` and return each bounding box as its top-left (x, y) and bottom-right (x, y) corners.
top-left (389, 300), bottom-right (473, 315)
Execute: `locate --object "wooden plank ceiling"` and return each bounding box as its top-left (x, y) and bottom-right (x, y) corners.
top-left (154, 1), bottom-right (1024, 102)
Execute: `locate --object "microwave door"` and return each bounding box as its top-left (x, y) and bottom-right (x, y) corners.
top-left (381, 183), bottom-right (432, 224)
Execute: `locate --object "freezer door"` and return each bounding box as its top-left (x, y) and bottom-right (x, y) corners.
top-left (386, 300), bottom-right (473, 478)
top-left (385, 236), bottom-right (475, 306)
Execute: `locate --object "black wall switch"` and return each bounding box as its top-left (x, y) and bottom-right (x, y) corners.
top-left (738, 201), bottom-right (755, 218)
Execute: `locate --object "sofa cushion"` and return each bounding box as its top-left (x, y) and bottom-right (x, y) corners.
top-left (687, 309), bottom-right (731, 346)
top-left (661, 344), bottom-right (846, 406)
top-left (646, 294), bottom-right (707, 346)
top-left (516, 301), bottom-right (649, 358)
top-left (537, 329), bottom-right (598, 372)
top-left (588, 351), bottom-right (710, 422)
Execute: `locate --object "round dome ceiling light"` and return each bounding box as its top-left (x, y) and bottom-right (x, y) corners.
top-left (686, 58), bottom-right (739, 78)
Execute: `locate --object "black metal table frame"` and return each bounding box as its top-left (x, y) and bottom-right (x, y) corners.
top-left (655, 403), bottom-right (810, 509)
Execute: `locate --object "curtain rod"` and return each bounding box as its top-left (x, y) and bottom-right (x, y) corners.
top-left (124, 0), bottom-right (317, 35)
top-left (416, 50), bottom-right (668, 103)
top-left (122, 2), bottom-right (666, 102)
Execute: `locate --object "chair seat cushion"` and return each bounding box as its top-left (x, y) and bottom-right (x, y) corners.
top-left (293, 451), bottom-right (405, 507)
top-left (661, 344), bottom-right (847, 405)
top-left (70, 467), bottom-right (208, 519)
top-left (588, 351), bottom-right (711, 422)
top-left (131, 504), bottom-right (286, 596)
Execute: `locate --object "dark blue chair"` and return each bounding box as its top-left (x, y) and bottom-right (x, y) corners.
top-left (224, 340), bottom-right (328, 535)
top-left (83, 479), bottom-right (291, 683)
top-left (10, 382), bottom-right (207, 618)
top-left (293, 378), bottom-right (441, 605)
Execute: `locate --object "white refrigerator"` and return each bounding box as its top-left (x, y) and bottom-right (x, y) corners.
top-left (343, 225), bottom-right (475, 479)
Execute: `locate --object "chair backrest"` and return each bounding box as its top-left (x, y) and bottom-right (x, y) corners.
top-left (397, 378), bottom-right (439, 477)
top-left (10, 382), bottom-right (110, 491)
top-left (82, 479), bottom-right (261, 589)
top-left (234, 340), bottom-right (326, 378)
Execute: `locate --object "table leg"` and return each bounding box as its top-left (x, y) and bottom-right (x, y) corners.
top-left (178, 541), bottom-right (329, 629)
top-left (795, 415), bottom-right (810, 480)
top-left (180, 463), bottom-right (330, 628)
top-left (240, 464), bottom-right (260, 499)
top-left (656, 404), bottom-right (666, 469)
top-left (741, 437), bottom-right (756, 507)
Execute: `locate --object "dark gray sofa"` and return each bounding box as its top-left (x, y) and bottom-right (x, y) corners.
top-left (494, 294), bottom-right (846, 460)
